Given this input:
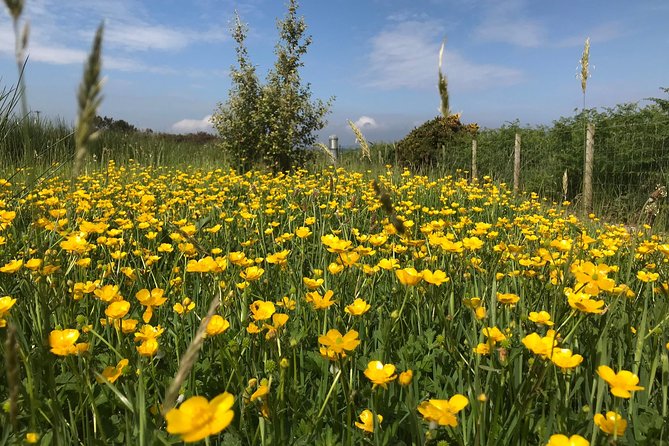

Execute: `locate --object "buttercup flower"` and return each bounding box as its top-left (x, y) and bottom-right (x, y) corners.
top-left (395, 267), bottom-right (423, 286)
top-left (97, 358), bottom-right (129, 384)
top-left (345, 298), bottom-right (370, 316)
top-left (206, 315), bottom-right (230, 336)
top-left (49, 329), bottom-right (88, 356)
top-left (355, 409), bottom-right (383, 433)
top-left (165, 392), bottom-right (235, 442)
top-left (417, 394), bottom-right (469, 427)
top-left (364, 360), bottom-right (397, 389)
top-left (528, 310), bottom-right (554, 326)
top-left (594, 411), bottom-right (627, 436)
top-left (306, 290), bottom-right (336, 310)
top-left (250, 300), bottom-right (276, 321)
top-left (597, 365), bottom-right (644, 398)
top-left (546, 434), bottom-right (589, 446)
top-left (318, 329), bottom-right (360, 358)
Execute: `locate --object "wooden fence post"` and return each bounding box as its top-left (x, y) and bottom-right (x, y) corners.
top-left (471, 139), bottom-right (478, 180)
top-left (513, 132), bottom-right (521, 194)
top-left (583, 123), bottom-right (595, 213)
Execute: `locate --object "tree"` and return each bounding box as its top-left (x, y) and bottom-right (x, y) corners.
top-left (258, 0), bottom-right (332, 171)
top-left (647, 87), bottom-right (669, 114)
top-left (211, 13), bottom-right (262, 172)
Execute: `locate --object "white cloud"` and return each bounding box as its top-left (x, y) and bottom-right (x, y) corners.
top-left (0, 0), bottom-right (226, 74)
top-left (472, 0), bottom-right (545, 47)
top-left (364, 20), bottom-right (523, 91)
top-left (354, 116), bottom-right (378, 129)
top-left (556, 22), bottom-right (624, 48)
top-left (171, 115), bottom-right (214, 133)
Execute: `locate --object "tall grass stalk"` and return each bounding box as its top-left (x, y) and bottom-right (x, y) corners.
top-left (73, 22), bottom-right (104, 179)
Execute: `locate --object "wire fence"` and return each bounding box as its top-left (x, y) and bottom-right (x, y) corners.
top-left (452, 117), bottom-right (669, 227)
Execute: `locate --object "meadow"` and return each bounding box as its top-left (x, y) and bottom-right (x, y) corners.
top-left (1, 161), bottom-right (668, 445)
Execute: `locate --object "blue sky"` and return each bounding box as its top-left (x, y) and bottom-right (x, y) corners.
top-left (1, 0), bottom-right (667, 145)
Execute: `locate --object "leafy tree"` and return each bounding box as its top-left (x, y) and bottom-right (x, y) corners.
top-left (211, 13), bottom-right (262, 172)
top-left (213, 2), bottom-right (330, 172)
top-left (647, 87), bottom-right (669, 114)
top-left (93, 115), bottom-right (137, 133)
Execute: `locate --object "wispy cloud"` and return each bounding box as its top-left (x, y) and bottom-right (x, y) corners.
top-left (364, 19), bottom-right (523, 91)
top-left (472, 0), bottom-right (545, 47)
top-left (555, 22), bottom-right (624, 48)
top-left (0, 0), bottom-right (226, 73)
top-left (171, 115), bottom-right (214, 133)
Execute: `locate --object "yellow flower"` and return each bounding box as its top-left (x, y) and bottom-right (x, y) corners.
top-left (637, 270), bottom-right (659, 282)
top-left (105, 300), bottom-right (131, 319)
top-left (528, 310), bottom-right (554, 326)
top-left (137, 338), bottom-right (159, 357)
top-left (364, 360), bottom-right (397, 389)
top-left (97, 358), bottom-right (129, 384)
top-left (60, 234), bottom-right (91, 254)
top-left (0, 295), bottom-right (17, 327)
top-left (421, 269), bottom-right (449, 285)
top-left (306, 289), bottom-right (336, 310)
top-left (133, 324), bottom-right (164, 342)
top-left (377, 258), bottom-right (400, 270)
top-left (295, 226), bottom-right (312, 238)
top-left (25, 258), bottom-right (43, 271)
top-left (240, 265), bottom-right (264, 281)
top-left (135, 288), bottom-right (167, 323)
top-left (276, 296), bottom-right (296, 310)
top-left (473, 343), bottom-right (490, 355)
top-left (395, 267), bottom-right (423, 286)
top-left (546, 434), bottom-right (589, 446)
top-left (339, 251), bottom-right (360, 267)
top-left (25, 432), bottom-right (40, 443)
top-left (462, 236), bottom-right (484, 251)
top-left (165, 392), bottom-right (235, 442)
top-left (328, 262), bottom-right (345, 275)
top-left (345, 298), bottom-right (371, 316)
top-left (593, 411), bottom-right (627, 436)
top-left (250, 384), bottom-right (269, 402)
top-left (0, 259), bottom-right (23, 273)
top-left (206, 315), bottom-right (230, 336)
top-left (398, 370), bottom-right (413, 386)
top-left (550, 348), bottom-right (583, 371)
top-left (94, 284), bottom-right (122, 303)
top-left (522, 331), bottom-right (558, 358)
top-left (482, 326), bottom-right (507, 344)
top-left (186, 256), bottom-right (227, 273)
top-left (250, 300), bottom-right (276, 321)
top-left (565, 288), bottom-right (605, 314)
top-left (597, 365), bottom-right (644, 398)
top-left (266, 249), bottom-right (290, 265)
top-left (174, 298), bottom-right (195, 315)
top-left (496, 292), bottom-right (520, 305)
top-left (355, 409), bottom-right (383, 433)
top-left (121, 319), bottom-right (139, 334)
top-left (417, 394), bottom-right (469, 427)
top-left (49, 329), bottom-right (86, 356)
top-left (475, 306), bottom-right (487, 320)
top-left (571, 261), bottom-right (615, 295)
top-left (303, 277), bottom-right (324, 289)
top-left (318, 329), bottom-right (360, 357)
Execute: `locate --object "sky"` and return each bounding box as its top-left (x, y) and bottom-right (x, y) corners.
top-left (0, 0), bottom-right (668, 145)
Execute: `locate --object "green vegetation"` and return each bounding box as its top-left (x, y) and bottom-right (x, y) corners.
top-left (212, 0), bottom-right (332, 172)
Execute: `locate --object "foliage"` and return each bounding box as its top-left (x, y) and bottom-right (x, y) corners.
top-left (1, 165), bottom-right (668, 444)
top-left (211, 13), bottom-right (263, 172)
top-left (212, 0), bottom-right (332, 172)
top-left (94, 115), bottom-right (138, 133)
top-left (395, 114), bottom-right (477, 170)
